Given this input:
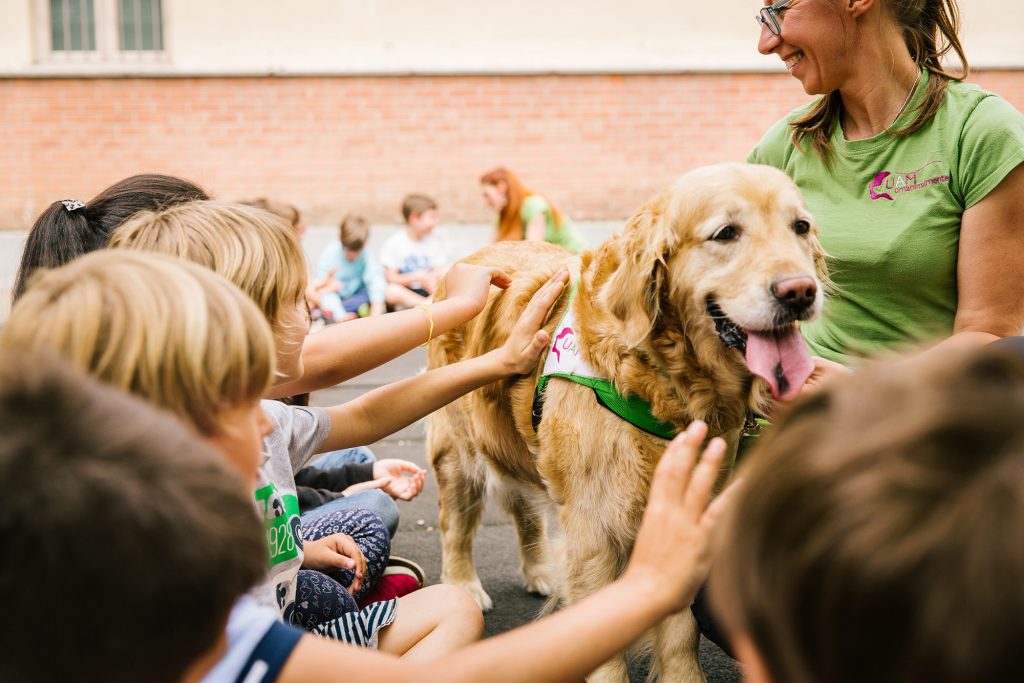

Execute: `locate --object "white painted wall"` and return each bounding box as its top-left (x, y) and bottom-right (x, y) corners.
top-left (2, 0), bottom-right (1021, 76)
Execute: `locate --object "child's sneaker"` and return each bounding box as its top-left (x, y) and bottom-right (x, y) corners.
top-left (383, 556), bottom-right (426, 585)
top-left (357, 556), bottom-right (426, 607)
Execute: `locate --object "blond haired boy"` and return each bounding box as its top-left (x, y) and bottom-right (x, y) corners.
top-left (2, 250), bottom-right (274, 482)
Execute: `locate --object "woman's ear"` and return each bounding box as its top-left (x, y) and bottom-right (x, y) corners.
top-left (846, 0), bottom-right (878, 19)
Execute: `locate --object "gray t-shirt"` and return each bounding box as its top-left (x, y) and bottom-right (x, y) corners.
top-left (250, 399), bottom-right (331, 621)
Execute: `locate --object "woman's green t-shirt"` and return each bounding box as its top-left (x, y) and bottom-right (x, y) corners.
top-left (750, 71), bottom-right (1024, 365)
top-left (520, 194), bottom-right (587, 253)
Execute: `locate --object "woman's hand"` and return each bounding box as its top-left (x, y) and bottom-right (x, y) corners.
top-left (372, 459), bottom-right (427, 500)
top-left (623, 421), bottom-right (738, 616)
top-left (443, 263), bottom-right (514, 318)
top-left (495, 269), bottom-right (569, 375)
top-left (302, 534), bottom-right (367, 594)
top-left (800, 356), bottom-right (852, 396)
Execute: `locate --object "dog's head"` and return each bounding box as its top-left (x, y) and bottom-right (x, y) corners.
top-left (599, 163), bottom-right (827, 402)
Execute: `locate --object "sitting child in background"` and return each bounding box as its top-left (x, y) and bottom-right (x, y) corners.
top-left (317, 213), bottom-right (387, 321)
top-left (379, 193), bottom-right (449, 308)
top-left (711, 346), bottom-right (1024, 683)
top-left (0, 354), bottom-right (269, 683)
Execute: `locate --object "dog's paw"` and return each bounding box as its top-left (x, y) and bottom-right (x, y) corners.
top-left (523, 573), bottom-right (555, 597)
top-left (452, 579), bottom-right (493, 612)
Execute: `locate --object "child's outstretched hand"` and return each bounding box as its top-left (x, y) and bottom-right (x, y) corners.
top-left (372, 458), bottom-right (427, 500)
top-left (443, 263), bottom-right (514, 317)
top-left (496, 269), bottom-right (570, 375)
top-left (623, 421), bottom-right (738, 616)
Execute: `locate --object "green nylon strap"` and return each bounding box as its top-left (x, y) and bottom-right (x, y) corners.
top-left (536, 372), bottom-right (679, 441)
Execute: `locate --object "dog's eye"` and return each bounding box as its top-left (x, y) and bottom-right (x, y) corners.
top-left (793, 219), bottom-right (811, 235)
top-left (710, 225), bottom-right (740, 242)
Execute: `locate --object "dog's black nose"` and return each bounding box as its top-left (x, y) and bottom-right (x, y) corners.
top-left (771, 275), bottom-right (817, 312)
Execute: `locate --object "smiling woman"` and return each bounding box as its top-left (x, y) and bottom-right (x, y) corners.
top-left (749, 0), bottom-right (1024, 389)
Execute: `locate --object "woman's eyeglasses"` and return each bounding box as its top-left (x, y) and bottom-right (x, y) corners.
top-left (756, 0), bottom-right (793, 37)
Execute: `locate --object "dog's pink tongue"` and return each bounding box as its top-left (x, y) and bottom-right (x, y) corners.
top-left (744, 327), bottom-right (814, 401)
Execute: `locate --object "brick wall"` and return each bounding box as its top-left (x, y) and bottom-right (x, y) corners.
top-left (2, 71), bottom-right (1022, 229)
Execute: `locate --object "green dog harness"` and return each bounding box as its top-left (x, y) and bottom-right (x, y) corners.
top-left (533, 283), bottom-right (678, 440)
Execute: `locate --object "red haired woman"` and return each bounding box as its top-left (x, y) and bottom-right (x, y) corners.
top-left (480, 167), bottom-right (586, 253)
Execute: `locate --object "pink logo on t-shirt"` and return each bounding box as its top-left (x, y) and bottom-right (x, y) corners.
top-left (869, 172), bottom-right (894, 201)
top-left (868, 162), bottom-right (949, 202)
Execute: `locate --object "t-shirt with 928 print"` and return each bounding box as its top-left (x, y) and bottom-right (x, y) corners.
top-left (249, 399), bottom-right (331, 623)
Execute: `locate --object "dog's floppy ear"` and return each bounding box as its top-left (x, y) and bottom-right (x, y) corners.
top-left (600, 195), bottom-right (676, 349)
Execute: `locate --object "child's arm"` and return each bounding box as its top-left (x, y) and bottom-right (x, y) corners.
top-left (385, 267), bottom-right (431, 288)
top-left (367, 254), bottom-right (388, 317)
top-left (319, 269), bottom-right (568, 451)
top-left (276, 423), bottom-right (734, 683)
top-left (265, 264), bottom-right (515, 398)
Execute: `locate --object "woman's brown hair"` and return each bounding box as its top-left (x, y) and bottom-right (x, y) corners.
top-left (793, 0), bottom-right (968, 159)
top-left (480, 167), bottom-right (565, 242)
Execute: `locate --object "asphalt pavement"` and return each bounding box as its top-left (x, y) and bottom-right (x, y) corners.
top-left (310, 347), bottom-right (741, 683)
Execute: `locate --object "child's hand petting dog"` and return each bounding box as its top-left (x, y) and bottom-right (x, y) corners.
top-left (443, 263), bottom-right (514, 317)
top-left (495, 269), bottom-right (570, 376)
top-left (624, 421), bottom-right (739, 616)
top-left (302, 533), bottom-right (368, 594)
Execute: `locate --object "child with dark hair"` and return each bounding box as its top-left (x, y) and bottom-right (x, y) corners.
top-left (0, 352), bottom-right (269, 683)
top-left (711, 346), bottom-right (1024, 683)
top-left (13, 173), bottom-right (209, 301)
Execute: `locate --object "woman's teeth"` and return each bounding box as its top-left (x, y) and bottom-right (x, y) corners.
top-left (785, 52), bottom-right (804, 70)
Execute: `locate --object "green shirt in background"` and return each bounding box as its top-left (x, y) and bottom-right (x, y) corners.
top-left (520, 194), bottom-right (587, 253)
top-left (750, 70), bottom-right (1024, 365)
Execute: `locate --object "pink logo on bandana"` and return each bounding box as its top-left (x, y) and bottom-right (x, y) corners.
top-left (551, 326), bottom-right (578, 363)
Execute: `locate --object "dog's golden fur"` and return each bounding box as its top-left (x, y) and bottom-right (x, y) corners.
top-left (427, 163), bottom-right (827, 682)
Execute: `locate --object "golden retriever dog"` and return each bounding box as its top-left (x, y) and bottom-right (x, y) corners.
top-left (426, 163), bottom-right (827, 682)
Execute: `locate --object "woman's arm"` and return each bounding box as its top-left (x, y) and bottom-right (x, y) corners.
top-left (524, 213), bottom-right (547, 242)
top-left (320, 270), bottom-right (568, 452)
top-left (800, 163), bottom-right (1024, 397)
top-left (265, 264), bottom-right (514, 398)
top-left (937, 162), bottom-right (1024, 350)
